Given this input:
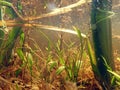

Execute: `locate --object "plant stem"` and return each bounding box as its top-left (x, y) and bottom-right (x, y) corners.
top-left (91, 0), bottom-right (115, 89)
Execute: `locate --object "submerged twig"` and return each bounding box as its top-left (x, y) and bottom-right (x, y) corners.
top-left (31, 24), bottom-right (87, 38)
top-left (24, 0), bottom-right (91, 21)
top-left (0, 0), bottom-right (88, 38)
top-left (0, 20), bottom-right (87, 38)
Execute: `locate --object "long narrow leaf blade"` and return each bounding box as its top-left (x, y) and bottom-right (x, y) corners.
top-left (56, 65), bottom-right (65, 75)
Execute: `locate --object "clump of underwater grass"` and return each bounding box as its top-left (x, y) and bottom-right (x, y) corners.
top-left (0, 0), bottom-right (23, 66)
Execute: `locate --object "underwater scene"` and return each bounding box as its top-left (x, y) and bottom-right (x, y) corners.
top-left (0, 0), bottom-right (120, 90)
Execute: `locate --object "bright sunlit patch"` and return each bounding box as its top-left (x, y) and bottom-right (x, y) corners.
top-left (117, 57), bottom-right (120, 62)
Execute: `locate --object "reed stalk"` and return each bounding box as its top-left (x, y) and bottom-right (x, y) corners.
top-left (91, 0), bottom-right (115, 89)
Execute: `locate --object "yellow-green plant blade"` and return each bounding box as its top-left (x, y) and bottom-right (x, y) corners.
top-left (0, 1), bottom-right (12, 7)
top-left (87, 39), bottom-right (100, 76)
top-left (107, 70), bottom-right (120, 82)
top-left (48, 61), bottom-right (57, 71)
top-left (17, 48), bottom-right (25, 61)
top-left (19, 31), bottom-right (25, 46)
top-left (56, 65), bottom-right (65, 75)
top-left (27, 52), bottom-right (33, 75)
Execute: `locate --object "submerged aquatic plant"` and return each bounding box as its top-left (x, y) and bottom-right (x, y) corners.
top-left (55, 27), bottom-right (87, 82)
top-left (0, 0), bottom-right (23, 66)
top-left (0, 1), bottom-right (119, 89)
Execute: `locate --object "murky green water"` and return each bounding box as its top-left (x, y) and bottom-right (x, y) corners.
top-left (23, 0), bottom-right (120, 53)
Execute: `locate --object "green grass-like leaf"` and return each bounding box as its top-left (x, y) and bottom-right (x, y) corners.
top-left (56, 65), bottom-right (65, 75)
top-left (0, 1), bottom-right (12, 7)
top-left (17, 48), bottom-right (25, 61)
top-left (27, 52), bottom-right (33, 75)
top-left (48, 61), bottom-right (57, 71)
top-left (27, 52), bottom-right (33, 66)
top-left (20, 31), bottom-right (25, 46)
top-left (15, 69), bottom-right (22, 77)
top-left (107, 70), bottom-right (120, 82)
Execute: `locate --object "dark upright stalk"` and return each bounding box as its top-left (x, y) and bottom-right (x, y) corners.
top-left (91, 0), bottom-right (115, 89)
